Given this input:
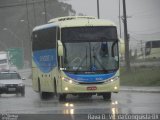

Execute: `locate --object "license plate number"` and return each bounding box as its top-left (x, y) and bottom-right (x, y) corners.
top-left (8, 88), bottom-right (16, 91)
top-left (87, 86), bottom-right (97, 90)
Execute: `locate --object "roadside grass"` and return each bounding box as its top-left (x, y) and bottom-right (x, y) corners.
top-left (120, 67), bottom-right (160, 86)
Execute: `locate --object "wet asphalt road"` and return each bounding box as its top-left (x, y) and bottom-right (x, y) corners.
top-left (0, 86), bottom-right (160, 120)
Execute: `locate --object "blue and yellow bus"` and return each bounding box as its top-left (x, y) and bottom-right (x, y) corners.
top-left (32, 16), bottom-right (120, 100)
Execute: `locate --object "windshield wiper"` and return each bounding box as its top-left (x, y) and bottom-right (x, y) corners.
top-left (74, 46), bottom-right (88, 73)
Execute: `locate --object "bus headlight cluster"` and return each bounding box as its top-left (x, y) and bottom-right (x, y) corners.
top-left (112, 101), bottom-right (118, 105)
top-left (111, 77), bottom-right (119, 82)
top-left (106, 77), bottom-right (119, 83)
top-left (62, 77), bottom-right (73, 84)
top-left (65, 103), bottom-right (74, 107)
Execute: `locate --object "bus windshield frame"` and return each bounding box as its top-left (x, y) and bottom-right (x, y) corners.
top-left (61, 26), bottom-right (119, 74)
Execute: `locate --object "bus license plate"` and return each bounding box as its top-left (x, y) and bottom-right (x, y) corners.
top-left (8, 88), bottom-right (16, 91)
top-left (87, 86), bottom-right (97, 90)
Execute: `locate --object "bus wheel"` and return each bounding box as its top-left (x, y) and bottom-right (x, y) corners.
top-left (103, 92), bottom-right (111, 100)
top-left (59, 94), bottom-right (67, 101)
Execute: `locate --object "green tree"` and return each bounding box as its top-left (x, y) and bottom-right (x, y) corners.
top-left (0, 0), bottom-right (76, 65)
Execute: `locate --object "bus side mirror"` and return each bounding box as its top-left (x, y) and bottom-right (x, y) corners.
top-left (58, 40), bottom-right (64, 56)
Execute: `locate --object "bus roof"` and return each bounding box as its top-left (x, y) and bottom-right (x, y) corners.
top-left (49, 16), bottom-right (116, 28)
top-left (48, 16), bottom-right (96, 23)
top-left (33, 16), bottom-right (117, 31)
top-left (33, 23), bottom-right (58, 32)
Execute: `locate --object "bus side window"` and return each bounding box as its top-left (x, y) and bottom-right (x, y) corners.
top-left (32, 27), bottom-right (57, 51)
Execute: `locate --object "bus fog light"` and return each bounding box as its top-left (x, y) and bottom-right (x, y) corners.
top-left (70, 109), bottom-right (74, 114)
top-left (114, 86), bottom-right (117, 90)
top-left (65, 87), bottom-right (68, 91)
top-left (111, 79), bottom-right (114, 82)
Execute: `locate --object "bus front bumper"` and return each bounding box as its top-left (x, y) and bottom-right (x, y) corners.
top-left (60, 79), bottom-right (119, 94)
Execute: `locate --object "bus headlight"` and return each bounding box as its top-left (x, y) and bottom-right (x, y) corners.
top-left (62, 77), bottom-right (73, 84)
top-left (69, 80), bottom-right (73, 84)
top-left (62, 77), bottom-right (69, 81)
top-left (110, 77), bottom-right (119, 82)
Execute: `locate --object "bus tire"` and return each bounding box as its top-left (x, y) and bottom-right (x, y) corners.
top-left (103, 92), bottom-right (111, 100)
top-left (38, 78), bottom-right (46, 99)
top-left (59, 94), bottom-right (67, 101)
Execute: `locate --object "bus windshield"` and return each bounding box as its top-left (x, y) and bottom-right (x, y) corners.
top-left (62, 27), bottom-right (119, 74)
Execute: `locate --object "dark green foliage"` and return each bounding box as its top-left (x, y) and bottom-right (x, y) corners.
top-left (0, 0), bottom-right (76, 63)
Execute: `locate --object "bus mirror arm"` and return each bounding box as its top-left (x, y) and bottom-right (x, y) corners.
top-left (58, 40), bottom-right (64, 56)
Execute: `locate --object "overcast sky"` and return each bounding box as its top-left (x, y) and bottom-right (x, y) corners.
top-left (63, 0), bottom-right (160, 49)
